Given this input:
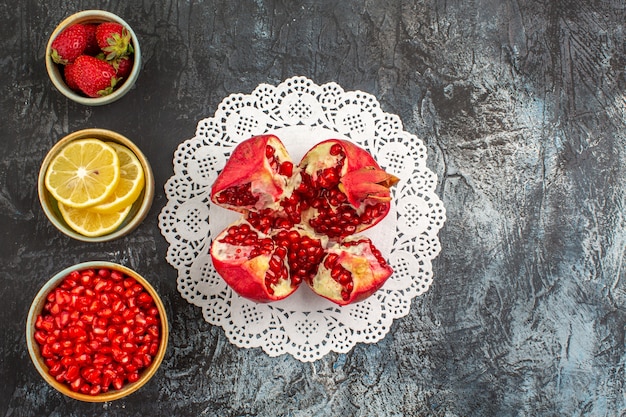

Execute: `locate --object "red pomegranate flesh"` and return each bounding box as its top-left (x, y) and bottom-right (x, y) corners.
top-left (210, 135), bottom-right (398, 305)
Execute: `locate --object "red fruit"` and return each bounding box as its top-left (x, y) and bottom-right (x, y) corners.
top-left (306, 237), bottom-right (393, 305)
top-left (211, 135), bottom-right (294, 213)
top-left (211, 220), bottom-right (325, 302)
top-left (63, 62), bottom-right (81, 91)
top-left (83, 23), bottom-right (100, 55)
top-left (95, 22), bottom-right (134, 60)
top-left (32, 268), bottom-right (161, 395)
top-left (210, 135), bottom-right (398, 305)
top-left (297, 139), bottom-right (399, 238)
top-left (113, 56), bottom-right (133, 79)
top-left (50, 24), bottom-right (88, 65)
top-left (73, 55), bottom-right (119, 98)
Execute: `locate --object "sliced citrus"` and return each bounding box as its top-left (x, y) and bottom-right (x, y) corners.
top-left (45, 139), bottom-right (121, 209)
top-left (90, 142), bottom-right (145, 214)
top-left (58, 202), bottom-right (132, 237)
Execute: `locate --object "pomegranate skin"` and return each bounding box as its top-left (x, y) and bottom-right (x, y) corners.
top-left (298, 139), bottom-right (399, 237)
top-left (210, 220), bottom-right (298, 303)
top-left (211, 134), bottom-right (293, 213)
top-left (211, 253), bottom-right (295, 303)
top-left (307, 237), bottom-right (393, 306)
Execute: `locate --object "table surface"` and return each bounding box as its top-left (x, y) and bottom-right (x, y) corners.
top-left (2, 1), bottom-right (625, 416)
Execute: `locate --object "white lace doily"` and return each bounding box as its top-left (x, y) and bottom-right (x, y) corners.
top-left (158, 76), bottom-right (446, 362)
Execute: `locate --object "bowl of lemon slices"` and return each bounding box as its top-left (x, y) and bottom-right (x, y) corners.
top-left (38, 129), bottom-right (154, 242)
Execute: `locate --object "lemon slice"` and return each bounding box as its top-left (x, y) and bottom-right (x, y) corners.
top-left (90, 142), bottom-right (145, 214)
top-left (45, 139), bottom-right (121, 209)
top-left (58, 203), bottom-right (132, 237)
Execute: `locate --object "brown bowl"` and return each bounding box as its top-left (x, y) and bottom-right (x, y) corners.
top-left (45, 10), bottom-right (141, 105)
top-left (38, 128), bottom-right (155, 242)
top-left (26, 261), bottom-right (169, 402)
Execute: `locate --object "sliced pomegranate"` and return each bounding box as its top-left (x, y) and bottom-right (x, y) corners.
top-left (211, 134), bottom-right (294, 212)
top-left (297, 139), bottom-right (399, 238)
top-left (211, 219), bottom-right (326, 302)
top-left (210, 135), bottom-right (398, 305)
top-left (306, 236), bottom-right (393, 305)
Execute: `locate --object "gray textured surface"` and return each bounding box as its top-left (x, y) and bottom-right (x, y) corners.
top-left (1, 1), bottom-right (625, 416)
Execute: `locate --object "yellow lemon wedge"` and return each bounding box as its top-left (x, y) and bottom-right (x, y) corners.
top-left (44, 139), bottom-right (121, 209)
top-left (90, 142), bottom-right (145, 214)
top-left (58, 203), bottom-right (132, 237)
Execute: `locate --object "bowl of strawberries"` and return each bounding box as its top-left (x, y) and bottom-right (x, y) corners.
top-left (45, 10), bottom-right (141, 106)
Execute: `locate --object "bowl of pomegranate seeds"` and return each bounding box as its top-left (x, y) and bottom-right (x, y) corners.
top-left (26, 262), bottom-right (168, 401)
top-left (45, 10), bottom-right (141, 106)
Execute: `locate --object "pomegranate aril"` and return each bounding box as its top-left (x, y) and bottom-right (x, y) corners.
top-left (146, 325), bottom-right (159, 339)
top-left (75, 353), bottom-right (90, 365)
top-left (93, 353), bottom-right (112, 367)
top-left (65, 365), bottom-right (80, 381)
top-left (215, 182), bottom-right (259, 206)
top-left (112, 377), bottom-right (124, 391)
top-left (279, 161), bottom-right (294, 176)
top-left (48, 303), bottom-right (61, 315)
top-left (137, 292), bottom-right (152, 305)
top-left (34, 331), bottom-right (47, 345)
top-left (48, 362), bottom-right (63, 377)
top-left (122, 277), bottom-right (135, 289)
top-left (70, 376), bottom-right (83, 392)
top-left (33, 268), bottom-right (162, 395)
top-left (97, 268), bottom-right (110, 278)
top-left (88, 340), bottom-right (100, 352)
top-left (338, 272), bottom-right (352, 285)
top-left (80, 313), bottom-right (95, 324)
top-left (112, 300), bottom-right (126, 314)
top-left (127, 372), bottom-right (140, 383)
top-left (329, 143), bottom-right (343, 155)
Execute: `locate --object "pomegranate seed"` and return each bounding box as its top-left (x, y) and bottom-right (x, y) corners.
top-left (34, 331), bottom-right (47, 345)
top-left (70, 376), bottom-right (83, 392)
top-left (33, 267), bottom-right (161, 396)
top-left (48, 363), bottom-right (63, 377)
top-left (137, 292), bottom-right (153, 305)
top-left (329, 143), bottom-right (343, 155)
top-left (279, 161), bottom-right (293, 176)
top-left (98, 268), bottom-right (111, 278)
top-left (127, 372), bottom-right (140, 383)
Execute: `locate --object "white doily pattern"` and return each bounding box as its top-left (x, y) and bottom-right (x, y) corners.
top-left (158, 76), bottom-right (446, 362)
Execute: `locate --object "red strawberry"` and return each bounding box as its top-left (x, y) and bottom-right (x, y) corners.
top-left (73, 55), bottom-right (119, 97)
top-left (83, 23), bottom-right (100, 55)
top-left (95, 22), bottom-right (134, 60)
top-left (63, 62), bottom-right (81, 91)
top-left (113, 56), bottom-right (133, 79)
top-left (50, 24), bottom-right (87, 64)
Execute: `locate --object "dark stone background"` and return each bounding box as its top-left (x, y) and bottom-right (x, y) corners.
top-left (1, 1), bottom-right (625, 416)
